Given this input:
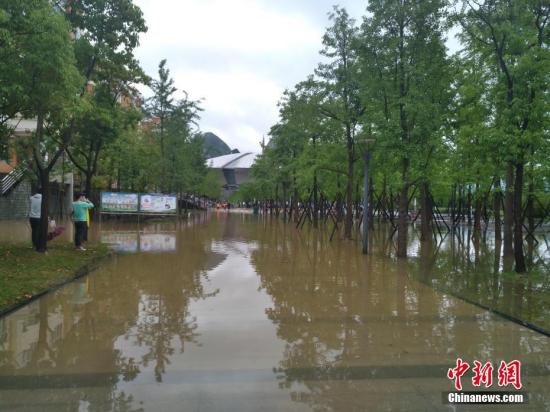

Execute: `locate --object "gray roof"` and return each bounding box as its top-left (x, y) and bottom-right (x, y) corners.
top-left (207, 152), bottom-right (258, 169)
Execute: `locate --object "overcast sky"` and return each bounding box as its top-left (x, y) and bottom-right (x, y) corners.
top-left (133, 0), bottom-right (370, 153)
top-left (134, 1), bottom-right (458, 154)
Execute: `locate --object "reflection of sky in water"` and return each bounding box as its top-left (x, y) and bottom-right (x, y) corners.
top-left (407, 226), bottom-right (549, 262)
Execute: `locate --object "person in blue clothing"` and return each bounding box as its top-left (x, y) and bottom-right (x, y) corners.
top-left (72, 193), bottom-right (94, 250)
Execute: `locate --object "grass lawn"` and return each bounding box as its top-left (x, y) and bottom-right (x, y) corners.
top-left (0, 242), bottom-right (110, 314)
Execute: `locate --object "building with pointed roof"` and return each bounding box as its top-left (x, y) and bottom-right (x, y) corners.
top-left (207, 152), bottom-right (258, 198)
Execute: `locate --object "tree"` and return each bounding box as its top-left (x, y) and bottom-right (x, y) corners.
top-left (1, 0), bottom-right (148, 252)
top-left (144, 59), bottom-right (206, 195)
top-left (1, 0), bottom-right (83, 252)
top-left (163, 98), bottom-right (204, 195)
top-left (316, 7), bottom-right (365, 239)
top-left (104, 128), bottom-right (160, 192)
top-left (146, 59), bottom-right (177, 188)
top-left (67, 87), bottom-right (141, 197)
top-left (278, 82), bottom-right (330, 224)
top-left (62, 0), bottom-right (147, 199)
top-left (458, 0), bottom-right (550, 272)
top-left (360, 0), bottom-right (450, 256)
top-left (199, 169), bottom-right (222, 199)
top-left (0, 2), bottom-right (25, 158)
top-left (449, 53), bottom-right (502, 240)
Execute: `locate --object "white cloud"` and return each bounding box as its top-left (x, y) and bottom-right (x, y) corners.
top-left (133, 0), bottom-right (365, 152)
top-left (174, 68), bottom-right (281, 116)
top-left (173, 68), bottom-right (280, 151)
top-left (136, 0), bottom-right (321, 55)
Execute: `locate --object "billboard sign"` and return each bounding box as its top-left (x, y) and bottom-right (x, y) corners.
top-left (139, 194), bottom-right (177, 214)
top-left (101, 192), bottom-right (139, 213)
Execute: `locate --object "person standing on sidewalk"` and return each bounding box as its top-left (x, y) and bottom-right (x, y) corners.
top-left (72, 193), bottom-right (94, 251)
top-left (29, 190), bottom-right (42, 250)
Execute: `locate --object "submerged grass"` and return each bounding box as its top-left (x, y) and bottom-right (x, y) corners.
top-left (0, 242), bottom-right (109, 314)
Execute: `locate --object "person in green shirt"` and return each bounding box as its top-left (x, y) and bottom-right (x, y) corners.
top-left (72, 193), bottom-right (94, 250)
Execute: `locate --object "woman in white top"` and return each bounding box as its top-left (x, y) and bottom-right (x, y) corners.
top-left (29, 191), bottom-right (42, 250)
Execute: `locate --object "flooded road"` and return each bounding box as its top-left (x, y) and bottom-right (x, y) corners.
top-left (1, 213), bottom-right (549, 411)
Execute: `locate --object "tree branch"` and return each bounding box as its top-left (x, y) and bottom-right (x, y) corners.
top-left (65, 146), bottom-right (87, 173)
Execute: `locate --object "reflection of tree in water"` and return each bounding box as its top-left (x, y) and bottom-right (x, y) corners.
top-left (107, 227), bottom-right (222, 383)
top-left (248, 222), bottom-right (389, 410)
top-left (407, 226), bottom-right (550, 333)
top-left (248, 219), bottom-right (550, 411)
top-left (0, 277), bottom-right (145, 412)
top-left (137, 295), bottom-right (198, 382)
top-left (0, 223), bottom-right (223, 410)
top-left (133, 264), bottom-right (219, 382)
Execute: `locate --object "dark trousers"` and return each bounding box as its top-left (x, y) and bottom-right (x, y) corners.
top-left (30, 218), bottom-right (41, 249)
top-left (74, 221), bottom-right (88, 247)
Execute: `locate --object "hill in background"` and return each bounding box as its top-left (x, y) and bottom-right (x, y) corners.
top-left (201, 132), bottom-right (236, 158)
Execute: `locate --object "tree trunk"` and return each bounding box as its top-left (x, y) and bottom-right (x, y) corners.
top-left (419, 181), bottom-right (432, 241)
top-left (368, 177), bottom-right (374, 230)
top-left (396, 11), bottom-right (408, 257)
top-left (380, 176), bottom-right (388, 222)
top-left (513, 162), bottom-right (526, 272)
top-left (283, 195), bottom-right (286, 220)
top-left (344, 126), bottom-right (354, 239)
top-left (274, 184), bottom-right (279, 217)
top-left (293, 186), bottom-right (299, 223)
top-left (473, 184), bottom-right (482, 238)
top-left (466, 185), bottom-right (472, 226)
top-left (494, 235), bottom-right (502, 277)
top-left (33, 112), bottom-right (50, 253)
top-left (450, 184), bottom-right (456, 228)
top-left (355, 180), bottom-right (361, 222)
top-left (313, 172), bottom-right (318, 228)
top-left (503, 162), bottom-right (514, 261)
top-left (362, 148), bottom-right (370, 254)
top-left (160, 120), bottom-right (165, 159)
top-left (493, 178), bottom-right (502, 241)
top-left (458, 185), bottom-right (464, 223)
top-left (526, 169), bottom-right (535, 237)
top-left (85, 171), bottom-right (93, 198)
top-left (397, 158), bottom-right (409, 258)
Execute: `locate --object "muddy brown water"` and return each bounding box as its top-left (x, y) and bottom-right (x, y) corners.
top-left (0, 212), bottom-right (549, 411)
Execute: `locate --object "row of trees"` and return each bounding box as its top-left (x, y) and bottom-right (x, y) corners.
top-left (240, 0), bottom-right (549, 272)
top-left (0, 0), bottom-right (216, 251)
top-left (100, 59), bottom-right (210, 196)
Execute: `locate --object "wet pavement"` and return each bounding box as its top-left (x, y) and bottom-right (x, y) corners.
top-left (0, 213), bottom-right (549, 411)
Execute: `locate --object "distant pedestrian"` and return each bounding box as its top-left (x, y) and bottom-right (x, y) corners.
top-left (72, 193), bottom-right (94, 251)
top-left (29, 190), bottom-right (42, 250)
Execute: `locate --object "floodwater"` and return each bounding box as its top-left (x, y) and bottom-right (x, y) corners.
top-left (0, 213), bottom-right (549, 411)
